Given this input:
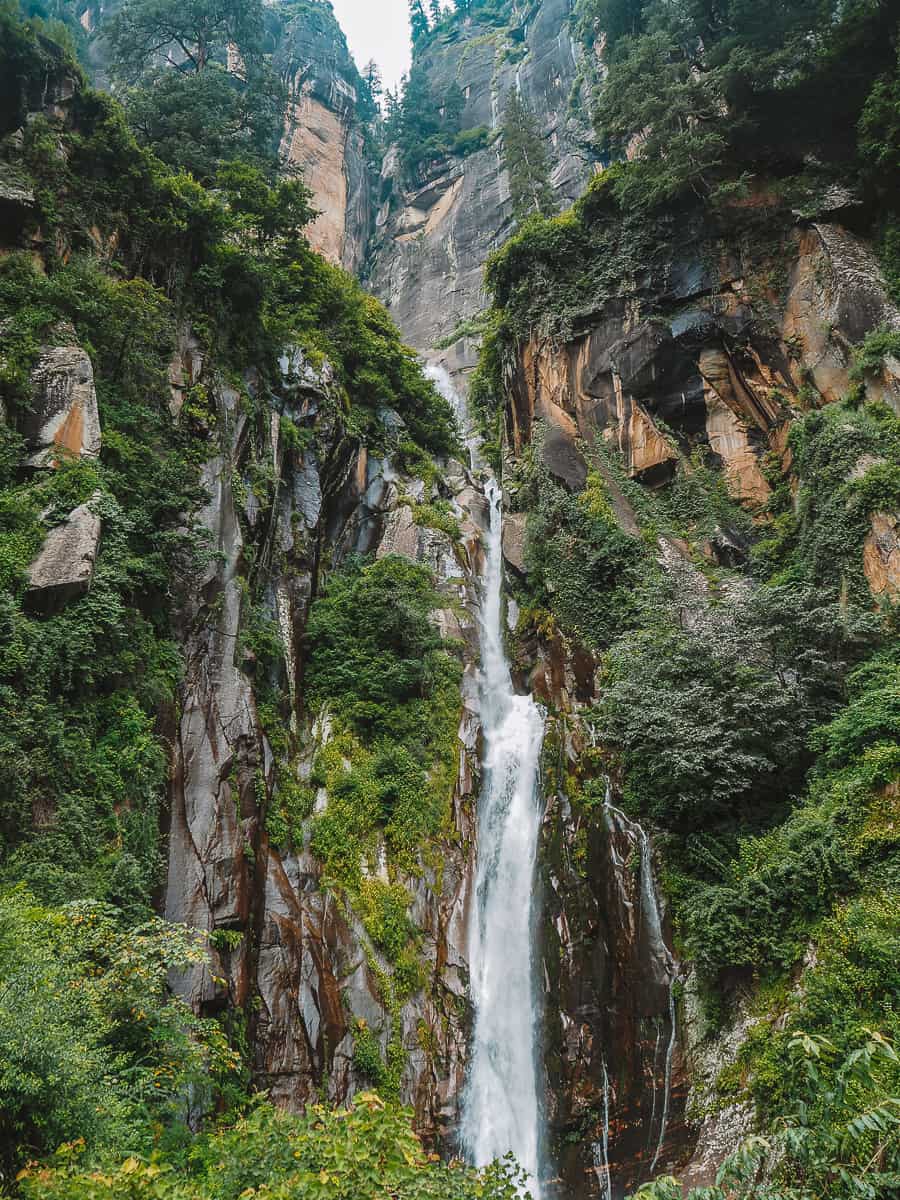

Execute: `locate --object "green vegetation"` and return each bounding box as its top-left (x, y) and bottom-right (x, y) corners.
top-left (635, 1031), bottom-right (900, 1200)
top-left (753, 397), bottom-right (900, 598)
top-left (385, 61), bottom-right (481, 180)
top-left (0, 889), bottom-right (238, 1177)
top-left (574, 0), bottom-right (900, 208)
top-left (106, 0), bottom-right (285, 183)
top-left (385, 0), bottom-right (522, 181)
top-left (518, 462), bottom-right (647, 648)
top-left (19, 1093), bottom-right (526, 1199)
top-left (305, 555), bottom-right (463, 881)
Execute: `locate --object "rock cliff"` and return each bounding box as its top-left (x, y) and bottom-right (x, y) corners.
top-left (368, 0), bottom-right (596, 371)
top-left (161, 349), bottom-right (487, 1142)
top-left (274, 3), bottom-right (372, 272)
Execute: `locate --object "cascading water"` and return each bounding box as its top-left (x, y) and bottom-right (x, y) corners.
top-left (426, 364), bottom-right (546, 1193)
top-left (603, 783), bottom-right (680, 1178)
top-left (462, 477), bottom-right (546, 1196)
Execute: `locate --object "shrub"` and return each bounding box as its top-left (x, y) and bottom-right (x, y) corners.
top-left (18, 1093), bottom-right (528, 1200)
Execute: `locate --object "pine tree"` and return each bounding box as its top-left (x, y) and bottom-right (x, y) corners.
top-left (409, 0), bottom-right (429, 46)
top-left (359, 58), bottom-right (382, 122)
top-left (501, 88), bottom-right (556, 220)
top-left (429, 0), bottom-right (442, 26)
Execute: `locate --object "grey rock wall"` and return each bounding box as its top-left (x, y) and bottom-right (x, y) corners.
top-left (163, 344), bottom-right (488, 1144)
top-left (367, 0), bottom-right (596, 373)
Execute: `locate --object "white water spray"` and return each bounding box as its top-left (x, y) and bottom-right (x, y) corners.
top-left (592, 1057), bottom-right (613, 1200)
top-left (462, 476), bottom-right (547, 1195)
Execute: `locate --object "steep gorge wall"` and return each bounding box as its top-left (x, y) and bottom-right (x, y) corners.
top-left (274, 4), bottom-right (371, 273)
top-left (496, 193), bottom-right (900, 1197)
top-left (368, 0), bottom-right (597, 371)
top-left (163, 351), bottom-right (483, 1141)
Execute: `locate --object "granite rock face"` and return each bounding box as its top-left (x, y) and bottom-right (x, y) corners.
top-left (368, 0), bottom-right (597, 369)
top-left (24, 336), bottom-right (103, 464)
top-left (26, 498), bottom-right (102, 610)
top-left (502, 208), bottom-right (900, 542)
top-left (275, 4), bottom-right (371, 273)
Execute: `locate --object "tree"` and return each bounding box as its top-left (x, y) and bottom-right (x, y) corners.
top-left (583, 0), bottom-right (900, 207)
top-left (123, 62), bottom-right (284, 182)
top-left (501, 88), bottom-right (556, 220)
top-left (409, 0), bottom-right (430, 46)
top-left (105, 0), bottom-right (284, 182)
top-left (106, 0), bottom-right (265, 80)
top-left (0, 890), bottom-right (236, 1176)
top-left (360, 57), bottom-right (383, 121)
top-left (429, 0), bottom-right (442, 25)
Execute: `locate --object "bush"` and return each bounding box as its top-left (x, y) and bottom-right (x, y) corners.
top-left (18, 1093), bottom-right (527, 1200)
top-left (0, 890), bottom-right (236, 1176)
top-left (523, 467), bottom-right (647, 648)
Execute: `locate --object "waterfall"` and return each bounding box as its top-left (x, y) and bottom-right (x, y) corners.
top-left (592, 1057), bottom-right (613, 1200)
top-left (603, 784), bottom-right (679, 1177)
top-left (424, 365), bottom-right (546, 1192)
top-left (462, 478), bottom-right (546, 1194)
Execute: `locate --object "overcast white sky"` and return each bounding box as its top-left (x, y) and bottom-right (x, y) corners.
top-left (330, 0), bottom-right (412, 93)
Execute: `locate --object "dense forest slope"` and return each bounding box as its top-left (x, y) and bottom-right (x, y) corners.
top-left (0, 1), bottom-right (898, 1199)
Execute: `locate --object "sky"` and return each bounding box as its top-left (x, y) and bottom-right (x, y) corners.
top-left (330, 0), bottom-right (412, 93)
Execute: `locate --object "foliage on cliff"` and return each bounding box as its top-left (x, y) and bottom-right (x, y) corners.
top-left (575, 0), bottom-right (900, 207)
top-left (0, 3), bottom-right (465, 1187)
top-left (634, 1030), bottom-right (900, 1200)
top-left (305, 555), bottom-right (463, 881)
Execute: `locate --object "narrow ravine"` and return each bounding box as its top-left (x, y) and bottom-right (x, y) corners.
top-left (461, 475), bottom-right (547, 1196)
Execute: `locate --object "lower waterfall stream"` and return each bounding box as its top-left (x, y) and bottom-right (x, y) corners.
top-left (461, 477), bottom-right (546, 1196)
top-left (427, 364), bottom-right (679, 1199)
top-left (426, 365), bottom-right (548, 1190)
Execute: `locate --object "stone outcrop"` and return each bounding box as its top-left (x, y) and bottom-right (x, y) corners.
top-left (23, 333), bottom-right (102, 464)
top-left (541, 785), bottom-right (692, 1199)
top-left (500, 207), bottom-right (900, 537)
top-left (677, 969), bottom-right (755, 1192)
top-left (26, 498), bottom-right (102, 610)
top-left (369, 0), bottom-right (596, 365)
top-left (784, 224), bottom-right (900, 411)
top-left (275, 5), bottom-right (371, 273)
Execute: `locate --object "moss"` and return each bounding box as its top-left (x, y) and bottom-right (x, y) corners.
top-left (410, 499), bottom-right (462, 542)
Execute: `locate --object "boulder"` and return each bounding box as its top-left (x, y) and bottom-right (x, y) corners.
top-left (864, 511), bottom-right (900, 600)
top-left (26, 500), bottom-right (101, 610)
top-left (24, 338), bottom-right (102, 463)
top-left (501, 510), bottom-right (527, 574)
